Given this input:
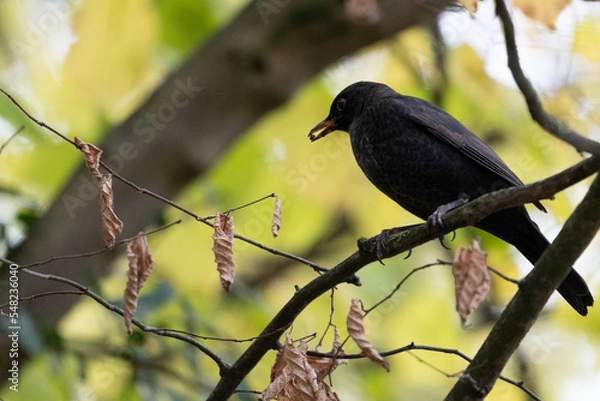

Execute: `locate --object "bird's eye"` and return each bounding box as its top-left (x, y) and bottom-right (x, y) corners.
top-left (336, 98), bottom-right (346, 111)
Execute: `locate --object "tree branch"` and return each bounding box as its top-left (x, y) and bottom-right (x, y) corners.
top-left (207, 154), bottom-right (600, 400)
top-left (495, 0), bottom-right (600, 154)
top-left (0, 125), bottom-right (24, 156)
top-left (3, 0), bottom-right (456, 331)
top-left (16, 268), bottom-right (231, 375)
top-left (308, 342), bottom-right (540, 400)
top-left (445, 172), bottom-right (600, 400)
top-left (438, 4), bottom-right (600, 398)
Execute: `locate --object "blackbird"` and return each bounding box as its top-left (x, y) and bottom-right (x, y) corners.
top-left (308, 81), bottom-right (593, 316)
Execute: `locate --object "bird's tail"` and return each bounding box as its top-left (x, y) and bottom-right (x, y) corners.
top-left (477, 208), bottom-right (593, 316)
top-left (517, 230), bottom-right (593, 316)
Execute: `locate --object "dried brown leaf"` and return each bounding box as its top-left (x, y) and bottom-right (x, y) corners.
top-left (283, 337), bottom-right (321, 400)
top-left (307, 328), bottom-right (348, 381)
top-left (346, 299), bottom-right (389, 371)
top-left (98, 174), bottom-right (124, 247)
top-left (344, 0), bottom-right (382, 25)
top-left (123, 233), bottom-right (155, 335)
top-left (212, 212), bottom-right (235, 293)
top-left (271, 195), bottom-right (282, 238)
top-left (75, 136), bottom-right (103, 181)
top-left (514, 0), bottom-right (571, 30)
top-left (261, 334), bottom-right (339, 401)
top-left (453, 239), bottom-right (491, 325)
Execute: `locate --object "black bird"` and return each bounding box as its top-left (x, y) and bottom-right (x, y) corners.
top-left (308, 81), bottom-right (593, 316)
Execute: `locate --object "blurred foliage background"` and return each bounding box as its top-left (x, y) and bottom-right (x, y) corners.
top-left (1, 0), bottom-right (600, 400)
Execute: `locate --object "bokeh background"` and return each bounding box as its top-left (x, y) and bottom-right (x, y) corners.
top-left (1, 0), bottom-right (600, 400)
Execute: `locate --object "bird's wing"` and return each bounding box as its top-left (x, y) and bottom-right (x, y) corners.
top-left (398, 95), bottom-right (546, 212)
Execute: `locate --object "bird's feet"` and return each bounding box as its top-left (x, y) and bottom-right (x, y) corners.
top-left (426, 193), bottom-right (470, 230)
top-left (426, 193), bottom-right (469, 249)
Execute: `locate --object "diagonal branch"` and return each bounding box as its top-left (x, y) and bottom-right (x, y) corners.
top-left (444, 167), bottom-right (600, 401)
top-left (15, 267), bottom-right (231, 375)
top-left (0, 125), bottom-right (25, 156)
top-left (207, 154), bottom-right (600, 400)
top-left (496, 0), bottom-right (600, 154)
top-left (0, 86), bottom-right (334, 277)
top-left (440, 3), bottom-right (600, 398)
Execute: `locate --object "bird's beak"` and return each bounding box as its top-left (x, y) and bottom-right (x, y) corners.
top-left (308, 117), bottom-right (338, 142)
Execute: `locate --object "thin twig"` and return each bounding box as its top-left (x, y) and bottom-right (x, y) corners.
top-left (223, 193), bottom-right (276, 216)
top-left (496, 0), bottom-right (600, 154)
top-left (207, 153), bottom-right (600, 400)
top-left (160, 327), bottom-right (278, 343)
top-left (364, 260), bottom-right (451, 315)
top-left (233, 390), bottom-right (262, 395)
top-left (101, 163), bottom-right (331, 275)
top-left (0, 89), bottom-right (339, 280)
top-left (17, 219), bottom-right (183, 270)
top-left (407, 350), bottom-right (460, 377)
top-left (0, 256), bottom-right (14, 265)
top-left (3, 288), bottom-right (283, 343)
top-left (307, 342), bottom-right (541, 400)
top-left (0, 88), bottom-right (74, 145)
top-left (0, 290), bottom-right (85, 310)
top-left (0, 125), bottom-right (25, 156)
top-left (487, 265), bottom-right (519, 284)
top-left (316, 288), bottom-right (337, 349)
top-left (17, 267), bottom-right (230, 375)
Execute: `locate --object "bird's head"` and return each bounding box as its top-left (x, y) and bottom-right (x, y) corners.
top-left (308, 81), bottom-right (391, 141)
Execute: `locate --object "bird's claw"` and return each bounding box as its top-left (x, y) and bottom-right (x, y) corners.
top-left (427, 194), bottom-right (469, 250)
top-left (437, 230), bottom-right (457, 250)
top-left (376, 229), bottom-right (390, 264)
top-left (438, 235), bottom-right (451, 250)
top-left (426, 210), bottom-right (445, 232)
top-left (376, 226), bottom-right (417, 262)
top-left (427, 194), bottom-right (469, 236)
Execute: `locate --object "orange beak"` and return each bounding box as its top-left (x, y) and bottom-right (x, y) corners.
top-left (308, 117), bottom-right (338, 142)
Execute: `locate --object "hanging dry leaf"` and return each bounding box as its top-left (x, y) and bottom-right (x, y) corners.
top-left (271, 196), bottom-right (282, 238)
top-left (123, 233), bottom-right (155, 335)
top-left (514, 0), bottom-right (571, 30)
top-left (98, 174), bottom-right (124, 247)
top-left (260, 334), bottom-right (339, 401)
top-left (346, 299), bottom-right (389, 371)
top-left (75, 136), bottom-right (103, 181)
top-left (212, 212), bottom-right (235, 293)
top-left (453, 239), bottom-right (491, 325)
top-left (344, 0), bottom-right (382, 25)
top-left (307, 327), bottom-right (348, 381)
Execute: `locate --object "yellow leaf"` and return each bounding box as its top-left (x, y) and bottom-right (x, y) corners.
top-left (573, 19), bottom-right (600, 63)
